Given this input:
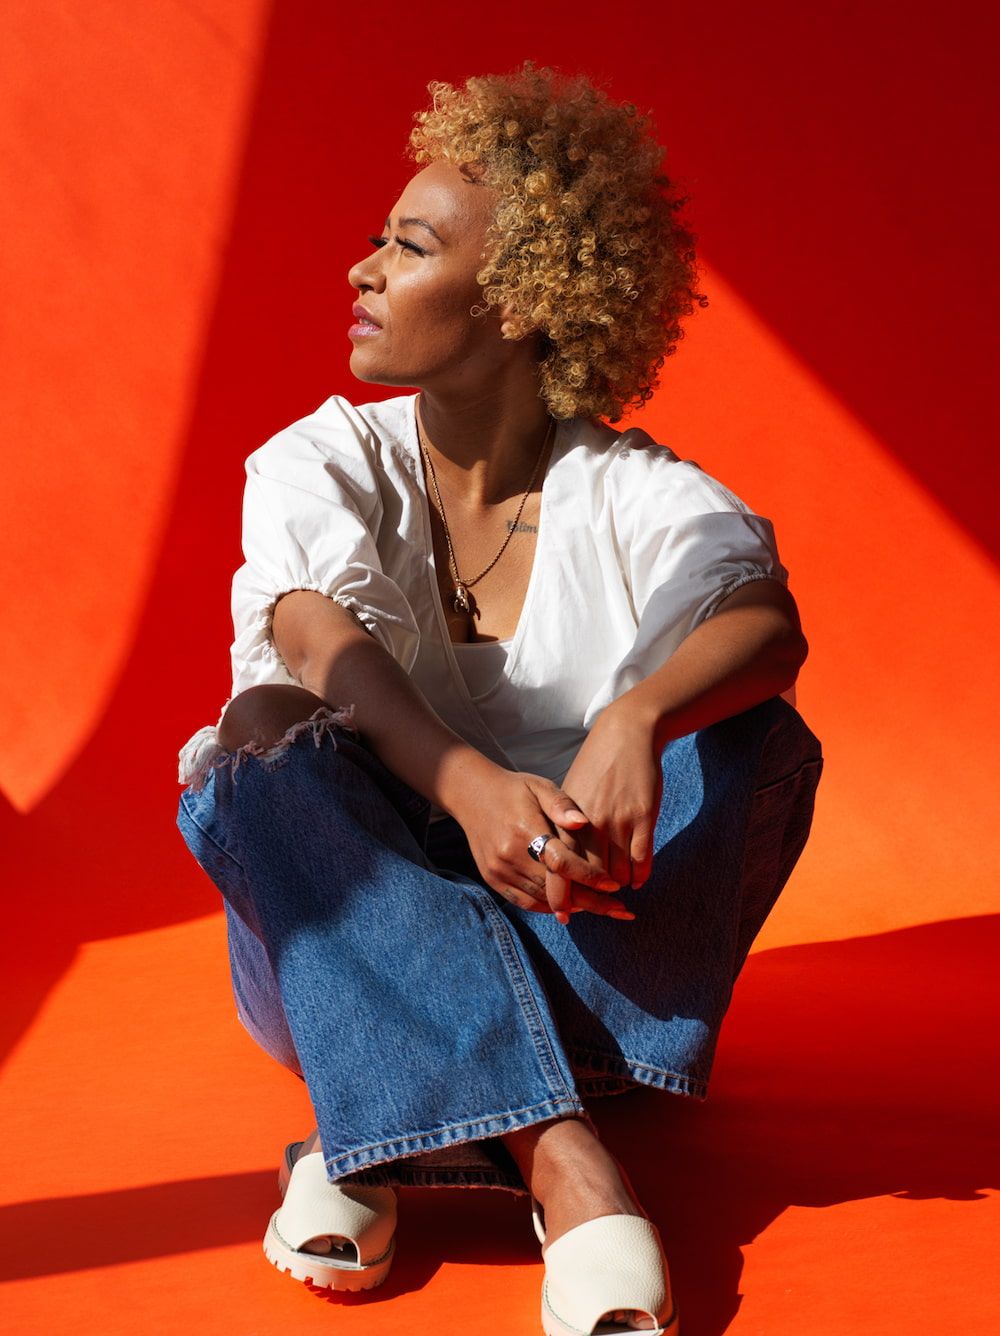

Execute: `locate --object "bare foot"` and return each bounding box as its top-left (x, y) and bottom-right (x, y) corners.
top-left (502, 1116), bottom-right (658, 1331)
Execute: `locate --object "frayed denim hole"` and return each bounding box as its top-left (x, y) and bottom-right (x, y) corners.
top-left (251, 748), bottom-right (294, 776)
top-left (222, 704), bottom-right (360, 786)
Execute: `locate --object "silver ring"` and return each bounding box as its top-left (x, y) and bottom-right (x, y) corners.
top-left (527, 834), bottom-right (555, 862)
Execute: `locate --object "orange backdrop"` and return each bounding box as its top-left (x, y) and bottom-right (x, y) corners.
top-left (2, 3), bottom-right (997, 1333)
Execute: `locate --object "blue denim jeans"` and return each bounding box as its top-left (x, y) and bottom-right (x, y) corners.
top-left (176, 695), bottom-right (822, 1195)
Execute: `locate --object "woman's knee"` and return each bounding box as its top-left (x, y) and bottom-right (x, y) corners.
top-left (218, 683), bottom-right (329, 752)
top-left (752, 695), bottom-right (824, 786)
top-left (700, 694), bottom-right (822, 776)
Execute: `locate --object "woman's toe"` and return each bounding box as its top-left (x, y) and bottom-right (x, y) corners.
top-left (300, 1235), bottom-right (349, 1256)
top-left (601, 1310), bottom-right (656, 1330)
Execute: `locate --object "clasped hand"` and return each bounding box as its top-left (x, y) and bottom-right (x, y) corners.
top-left (457, 708), bottom-right (662, 924)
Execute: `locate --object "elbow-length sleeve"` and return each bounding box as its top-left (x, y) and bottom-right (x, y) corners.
top-left (583, 453), bottom-right (790, 724)
top-left (627, 472), bottom-right (789, 650)
top-left (229, 401), bottom-right (421, 696)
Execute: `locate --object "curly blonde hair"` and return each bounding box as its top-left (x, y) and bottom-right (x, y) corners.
top-left (406, 59), bottom-right (708, 425)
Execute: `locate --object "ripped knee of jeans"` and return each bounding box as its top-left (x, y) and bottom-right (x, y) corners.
top-left (180, 704), bottom-right (360, 793)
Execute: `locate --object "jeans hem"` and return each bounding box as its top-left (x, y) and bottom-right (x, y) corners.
top-left (339, 1165), bottom-right (532, 1194)
top-left (324, 1093), bottom-right (587, 1180)
top-left (568, 1048), bottom-right (709, 1101)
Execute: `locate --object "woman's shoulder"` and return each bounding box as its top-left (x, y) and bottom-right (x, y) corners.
top-left (245, 391), bottom-right (417, 493)
top-left (570, 416), bottom-right (759, 521)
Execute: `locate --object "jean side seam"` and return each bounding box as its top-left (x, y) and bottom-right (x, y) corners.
top-left (475, 891), bottom-right (578, 1103)
top-left (731, 746), bottom-right (823, 984)
top-left (178, 791), bottom-right (249, 883)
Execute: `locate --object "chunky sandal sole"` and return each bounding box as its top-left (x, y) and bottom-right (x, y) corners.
top-left (263, 1211), bottom-right (395, 1290)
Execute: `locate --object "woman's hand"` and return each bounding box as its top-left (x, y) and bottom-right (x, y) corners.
top-left (553, 705), bottom-right (664, 911)
top-left (453, 768), bottom-right (636, 924)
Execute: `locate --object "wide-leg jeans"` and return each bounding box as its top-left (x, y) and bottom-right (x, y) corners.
top-left (176, 694), bottom-right (823, 1194)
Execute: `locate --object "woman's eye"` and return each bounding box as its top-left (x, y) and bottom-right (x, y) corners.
top-left (366, 234), bottom-right (424, 256)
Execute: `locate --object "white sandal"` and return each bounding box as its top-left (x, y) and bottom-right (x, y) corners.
top-left (531, 1195), bottom-right (679, 1336)
top-left (263, 1139), bottom-right (397, 1290)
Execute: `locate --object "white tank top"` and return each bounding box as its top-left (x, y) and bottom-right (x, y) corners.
top-left (443, 640), bottom-right (514, 824)
top-left (435, 635), bottom-right (580, 823)
top-left (451, 637), bottom-right (512, 694)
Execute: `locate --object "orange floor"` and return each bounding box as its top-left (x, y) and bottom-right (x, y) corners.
top-left (3, 5), bottom-right (997, 1333)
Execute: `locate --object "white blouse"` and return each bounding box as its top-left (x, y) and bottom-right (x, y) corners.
top-left (178, 391), bottom-right (795, 820)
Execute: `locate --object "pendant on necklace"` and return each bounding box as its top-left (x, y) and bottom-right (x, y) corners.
top-left (453, 584), bottom-right (471, 614)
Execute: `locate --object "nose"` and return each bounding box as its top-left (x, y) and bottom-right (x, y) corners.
top-left (347, 248), bottom-right (385, 293)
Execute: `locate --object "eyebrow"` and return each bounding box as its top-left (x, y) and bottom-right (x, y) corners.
top-left (385, 215), bottom-right (445, 244)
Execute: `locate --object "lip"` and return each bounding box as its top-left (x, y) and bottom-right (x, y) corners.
top-left (352, 302), bottom-right (381, 327)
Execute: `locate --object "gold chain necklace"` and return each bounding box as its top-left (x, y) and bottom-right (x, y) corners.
top-left (416, 403), bottom-right (557, 617)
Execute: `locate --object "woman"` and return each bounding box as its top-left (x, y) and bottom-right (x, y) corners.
top-left (176, 60), bottom-right (823, 1336)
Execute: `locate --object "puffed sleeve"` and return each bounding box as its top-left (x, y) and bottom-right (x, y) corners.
top-left (228, 398), bottom-right (421, 696)
top-left (626, 457), bottom-right (789, 649)
top-left (584, 451), bottom-right (790, 720)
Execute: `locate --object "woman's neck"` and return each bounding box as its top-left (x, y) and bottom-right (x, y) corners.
top-left (415, 381), bottom-right (555, 510)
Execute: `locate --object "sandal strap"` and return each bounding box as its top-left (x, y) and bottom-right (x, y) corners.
top-left (278, 1141), bottom-right (305, 1198)
top-left (542, 1214), bottom-right (673, 1335)
top-left (531, 1194), bottom-right (546, 1246)
top-left (275, 1152), bottom-right (397, 1263)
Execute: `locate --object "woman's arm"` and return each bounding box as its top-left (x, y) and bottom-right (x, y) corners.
top-left (273, 589), bottom-right (628, 917)
top-left (551, 577), bottom-right (807, 893)
top-left (272, 589), bottom-right (499, 817)
top-left (603, 578), bottom-right (808, 752)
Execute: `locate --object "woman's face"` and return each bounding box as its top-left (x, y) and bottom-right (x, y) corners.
top-left (347, 160), bottom-right (526, 390)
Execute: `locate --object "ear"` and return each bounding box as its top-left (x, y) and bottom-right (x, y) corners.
top-left (497, 300), bottom-right (537, 342)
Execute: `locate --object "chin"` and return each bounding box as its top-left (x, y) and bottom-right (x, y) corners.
top-left (349, 368), bottom-right (404, 389)
top-left (347, 355), bottom-right (414, 391)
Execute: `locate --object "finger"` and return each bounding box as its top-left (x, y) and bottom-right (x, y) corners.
top-left (490, 856), bottom-right (549, 905)
top-left (492, 882), bottom-right (548, 912)
top-left (540, 837), bottom-right (621, 895)
top-left (509, 892), bottom-right (550, 913)
top-left (553, 827), bottom-right (609, 882)
top-left (555, 826), bottom-right (582, 857)
top-left (629, 824), bottom-right (655, 889)
top-left (544, 790), bottom-right (591, 831)
top-left (545, 866), bottom-right (575, 923)
top-left (565, 883), bottom-right (636, 920)
top-left (505, 872), bottom-right (549, 907)
top-left (548, 863), bottom-right (621, 920)
top-left (606, 831), bottom-right (634, 889)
